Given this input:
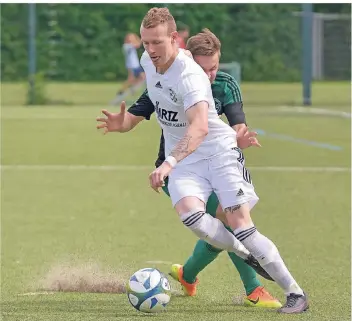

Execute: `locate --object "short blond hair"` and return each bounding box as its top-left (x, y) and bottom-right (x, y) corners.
top-left (142, 7), bottom-right (176, 34)
top-left (186, 28), bottom-right (221, 56)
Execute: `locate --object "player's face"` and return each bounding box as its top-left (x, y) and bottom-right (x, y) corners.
top-left (141, 24), bottom-right (177, 67)
top-left (194, 52), bottom-right (220, 83)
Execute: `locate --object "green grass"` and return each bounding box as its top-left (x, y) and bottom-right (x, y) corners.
top-left (1, 95), bottom-right (351, 320)
top-left (1, 81), bottom-right (351, 107)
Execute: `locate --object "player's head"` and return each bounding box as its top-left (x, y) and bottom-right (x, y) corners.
top-left (177, 22), bottom-right (190, 40)
top-left (186, 29), bottom-right (221, 83)
top-left (125, 33), bottom-right (138, 44)
top-left (140, 7), bottom-right (178, 67)
top-left (125, 33), bottom-right (131, 43)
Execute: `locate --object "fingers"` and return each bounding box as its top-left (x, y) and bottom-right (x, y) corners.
top-left (96, 117), bottom-right (107, 123)
top-left (96, 123), bottom-right (107, 129)
top-left (245, 131), bottom-right (258, 138)
top-left (120, 101), bottom-right (126, 114)
top-left (246, 131), bottom-right (261, 147)
top-left (97, 123), bottom-right (110, 135)
top-left (149, 171), bottom-right (165, 193)
top-left (101, 109), bottom-right (111, 117)
top-left (97, 110), bottom-right (112, 133)
top-left (251, 137), bottom-right (262, 147)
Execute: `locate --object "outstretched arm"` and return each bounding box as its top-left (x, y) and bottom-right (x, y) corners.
top-left (96, 90), bottom-right (154, 134)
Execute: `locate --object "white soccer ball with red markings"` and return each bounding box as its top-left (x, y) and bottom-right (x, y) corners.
top-left (126, 268), bottom-right (171, 313)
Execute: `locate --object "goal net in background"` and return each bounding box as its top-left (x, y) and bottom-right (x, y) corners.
top-left (309, 13), bottom-right (351, 81)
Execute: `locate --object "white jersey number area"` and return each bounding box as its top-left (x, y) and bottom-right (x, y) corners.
top-left (140, 50), bottom-right (236, 165)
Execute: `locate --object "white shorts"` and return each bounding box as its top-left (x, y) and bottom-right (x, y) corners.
top-left (168, 148), bottom-right (259, 210)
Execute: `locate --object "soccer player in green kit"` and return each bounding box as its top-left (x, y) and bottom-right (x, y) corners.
top-left (98, 29), bottom-right (281, 308)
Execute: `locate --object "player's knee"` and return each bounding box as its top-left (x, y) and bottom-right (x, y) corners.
top-left (180, 208), bottom-right (207, 238)
top-left (175, 197), bottom-right (205, 215)
top-left (224, 202), bottom-right (253, 229)
top-left (215, 205), bottom-right (228, 225)
top-left (180, 209), bottom-right (222, 241)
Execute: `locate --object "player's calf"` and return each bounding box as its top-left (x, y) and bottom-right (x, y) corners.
top-left (179, 207), bottom-right (273, 281)
top-left (224, 202), bottom-right (308, 311)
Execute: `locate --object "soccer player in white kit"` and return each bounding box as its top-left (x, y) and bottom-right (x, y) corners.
top-left (98, 7), bottom-right (308, 314)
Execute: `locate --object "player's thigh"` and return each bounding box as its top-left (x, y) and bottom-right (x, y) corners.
top-left (127, 69), bottom-right (135, 81)
top-left (162, 173), bottom-right (208, 215)
top-left (215, 204), bottom-right (230, 226)
top-left (169, 163), bottom-right (212, 215)
top-left (138, 71), bottom-right (146, 81)
top-left (208, 202), bottom-right (232, 231)
top-left (210, 148), bottom-right (259, 211)
top-left (132, 66), bottom-right (143, 77)
top-left (136, 67), bottom-right (145, 80)
top-left (205, 195), bottom-right (232, 230)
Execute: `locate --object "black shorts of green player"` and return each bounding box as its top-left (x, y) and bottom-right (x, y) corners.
top-left (128, 71), bottom-right (245, 219)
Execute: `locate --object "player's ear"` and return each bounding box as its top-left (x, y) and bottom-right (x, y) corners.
top-left (170, 31), bottom-right (178, 44)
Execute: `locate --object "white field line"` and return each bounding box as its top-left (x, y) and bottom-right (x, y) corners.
top-left (278, 106), bottom-right (351, 118)
top-left (17, 292), bottom-right (55, 296)
top-left (145, 260), bottom-right (173, 265)
top-left (0, 165), bottom-right (350, 172)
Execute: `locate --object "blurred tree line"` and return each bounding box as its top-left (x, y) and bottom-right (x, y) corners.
top-left (1, 3), bottom-right (350, 82)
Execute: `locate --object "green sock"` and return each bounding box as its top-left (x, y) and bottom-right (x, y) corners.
top-left (227, 252), bottom-right (262, 295)
top-left (182, 239), bottom-right (222, 284)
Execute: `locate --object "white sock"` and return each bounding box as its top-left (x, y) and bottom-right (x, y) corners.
top-left (181, 210), bottom-right (250, 259)
top-left (234, 226), bottom-right (304, 296)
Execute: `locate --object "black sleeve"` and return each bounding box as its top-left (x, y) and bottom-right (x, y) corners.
top-left (127, 89), bottom-right (155, 120)
top-left (223, 101), bottom-right (247, 127)
top-left (154, 131), bottom-right (165, 168)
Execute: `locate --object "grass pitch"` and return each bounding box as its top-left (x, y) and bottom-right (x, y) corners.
top-left (1, 82), bottom-right (351, 321)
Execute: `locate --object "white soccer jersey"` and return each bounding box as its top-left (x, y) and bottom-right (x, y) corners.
top-left (123, 43), bottom-right (140, 69)
top-left (140, 50), bottom-right (237, 165)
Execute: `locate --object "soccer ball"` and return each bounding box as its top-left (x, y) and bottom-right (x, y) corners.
top-left (126, 268), bottom-right (171, 313)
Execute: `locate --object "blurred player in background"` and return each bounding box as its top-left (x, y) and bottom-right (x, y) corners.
top-left (175, 22), bottom-right (189, 49)
top-left (112, 33), bottom-right (145, 104)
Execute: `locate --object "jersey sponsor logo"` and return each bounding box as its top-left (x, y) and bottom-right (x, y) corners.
top-left (214, 98), bottom-right (222, 114)
top-left (155, 101), bottom-right (178, 121)
top-left (155, 101), bottom-right (186, 128)
top-left (155, 81), bottom-right (162, 89)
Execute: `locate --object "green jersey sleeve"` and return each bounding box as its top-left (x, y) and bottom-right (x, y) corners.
top-left (223, 75), bottom-right (242, 105)
top-left (215, 72), bottom-right (246, 126)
